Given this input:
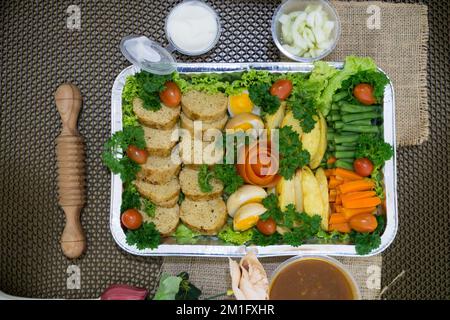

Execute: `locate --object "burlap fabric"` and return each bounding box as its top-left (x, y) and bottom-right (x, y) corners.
top-left (327, 1), bottom-right (429, 146)
top-left (1, 0), bottom-right (449, 299)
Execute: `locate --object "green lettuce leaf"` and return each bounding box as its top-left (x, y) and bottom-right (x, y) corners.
top-left (317, 56), bottom-right (378, 116)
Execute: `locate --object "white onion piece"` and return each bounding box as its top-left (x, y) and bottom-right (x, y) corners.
top-left (278, 4), bottom-right (336, 58)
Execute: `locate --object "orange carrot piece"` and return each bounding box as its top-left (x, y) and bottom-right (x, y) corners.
top-left (329, 193), bottom-right (336, 202)
top-left (329, 176), bottom-right (343, 188)
top-left (329, 222), bottom-right (351, 233)
top-left (343, 197), bottom-right (382, 209)
top-left (342, 207), bottom-right (377, 220)
top-left (329, 213), bottom-right (347, 224)
top-left (329, 189), bottom-right (337, 197)
top-left (327, 156), bottom-right (337, 165)
top-left (341, 191), bottom-right (377, 203)
top-left (335, 195), bottom-right (342, 205)
top-left (338, 179), bottom-right (375, 194)
top-left (325, 169), bottom-right (336, 177)
top-left (335, 168), bottom-right (363, 181)
top-left (335, 205), bottom-right (343, 213)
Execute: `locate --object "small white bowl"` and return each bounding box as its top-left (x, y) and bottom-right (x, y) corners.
top-left (271, 0), bottom-right (341, 62)
top-left (165, 0), bottom-right (221, 56)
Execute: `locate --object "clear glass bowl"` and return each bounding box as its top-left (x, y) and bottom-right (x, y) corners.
top-left (269, 255), bottom-right (361, 300)
top-left (165, 0), bottom-right (221, 56)
top-left (271, 0), bottom-right (341, 62)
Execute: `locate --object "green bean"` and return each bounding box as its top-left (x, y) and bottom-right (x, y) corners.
top-left (335, 145), bottom-right (355, 151)
top-left (341, 125), bottom-right (379, 134)
top-left (335, 160), bottom-right (354, 170)
top-left (334, 121), bottom-right (344, 129)
top-left (332, 91), bottom-right (348, 102)
top-left (334, 134), bottom-right (359, 144)
top-left (335, 151), bottom-right (356, 159)
top-left (340, 103), bottom-right (381, 114)
top-left (341, 112), bottom-right (381, 123)
top-left (330, 114), bottom-right (341, 121)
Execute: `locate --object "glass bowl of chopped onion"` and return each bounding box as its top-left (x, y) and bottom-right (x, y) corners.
top-left (271, 0), bottom-right (340, 62)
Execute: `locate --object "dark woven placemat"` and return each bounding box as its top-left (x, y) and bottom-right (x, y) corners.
top-left (0, 0), bottom-right (448, 299)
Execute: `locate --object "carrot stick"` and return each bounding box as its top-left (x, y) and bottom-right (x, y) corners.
top-left (329, 189), bottom-right (337, 197)
top-left (335, 168), bottom-right (363, 181)
top-left (335, 205), bottom-right (343, 213)
top-left (327, 156), bottom-right (337, 165)
top-left (343, 197), bottom-right (381, 209)
top-left (338, 179), bottom-right (375, 194)
top-left (329, 176), bottom-right (343, 188)
top-left (329, 222), bottom-right (351, 233)
top-left (329, 213), bottom-right (347, 224)
top-left (342, 207), bottom-right (377, 220)
top-left (325, 169), bottom-right (336, 177)
top-left (335, 194), bottom-right (342, 205)
top-left (341, 191), bottom-right (377, 203)
top-left (329, 193), bottom-right (336, 202)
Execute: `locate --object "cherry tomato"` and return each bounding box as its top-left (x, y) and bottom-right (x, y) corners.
top-left (257, 217), bottom-right (277, 235)
top-left (121, 209), bottom-right (143, 230)
top-left (270, 79), bottom-right (293, 100)
top-left (353, 158), bottom-right (374, 177)
top-left (353, 83), bottom-right (376, 105)
top-left (126, 145), bottom-right (148, 164)
top-left (159, 81), bottom-right (181, 107)
top-left (349, 213), bottom-right (378, 233)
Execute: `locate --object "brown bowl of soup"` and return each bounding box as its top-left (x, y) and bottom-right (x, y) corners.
top-left (269, 255), bottom-right (361, 300)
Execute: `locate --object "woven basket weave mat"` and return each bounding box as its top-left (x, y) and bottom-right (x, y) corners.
top-left (0, 0), bottom-right (448, 299)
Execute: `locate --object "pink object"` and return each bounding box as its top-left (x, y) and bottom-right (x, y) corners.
top-left (100, 284), bottom-right (148, 300)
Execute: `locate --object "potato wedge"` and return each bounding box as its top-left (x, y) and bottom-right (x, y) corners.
top-left (310, 112), bottom-right (327, 169)
top-left (276, 176), bottom-right (296, 211)
top-left (301, 116), bottom-right (320, 165)
top-left (294, 169), bottom-right (303, 212)
top-left (265, 102), bottom-right (286, 133)
top-left (301, 167), bottom-right (323, 220)
top-left (315, 167), bottom-right (329, 230)
top-left (281, 110), bottom-right (302, 138)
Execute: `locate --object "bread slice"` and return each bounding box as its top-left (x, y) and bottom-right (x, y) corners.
top-left (179, 166), bottom-right (223, 201)
top-left (143, 125), bottom-right (178, 157)
top-left (138, 154), bottom-right (181, 185)
top-left (140, 205), bottom-right (180, 237)
top-left (180, 112), bottom-right (228, 136)
top-left (181, 90), bottom-right (227, 121)
top-left (134, 177), bottom-right (180, 207)
top-left (157, 193), bottom-right (179, 208)
top-left (133, 98), bottom-right (180, 129)
top-left (180, 198), bottom-right (227, 235)
top-left (179, 136), bottom-right (223, 166)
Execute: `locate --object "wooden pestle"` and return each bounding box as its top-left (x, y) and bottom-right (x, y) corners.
top-left (54, 83), bottom-right (86, 259)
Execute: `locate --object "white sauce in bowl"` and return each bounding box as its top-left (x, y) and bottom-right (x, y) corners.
top-left (166, 1), bottom-right (219, 54)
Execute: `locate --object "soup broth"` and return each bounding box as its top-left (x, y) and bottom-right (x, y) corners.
top-left (269, 258), bottom-right (355, 300)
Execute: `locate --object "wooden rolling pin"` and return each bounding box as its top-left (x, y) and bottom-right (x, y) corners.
top-left (54, 83), bottom-right (86, 259)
